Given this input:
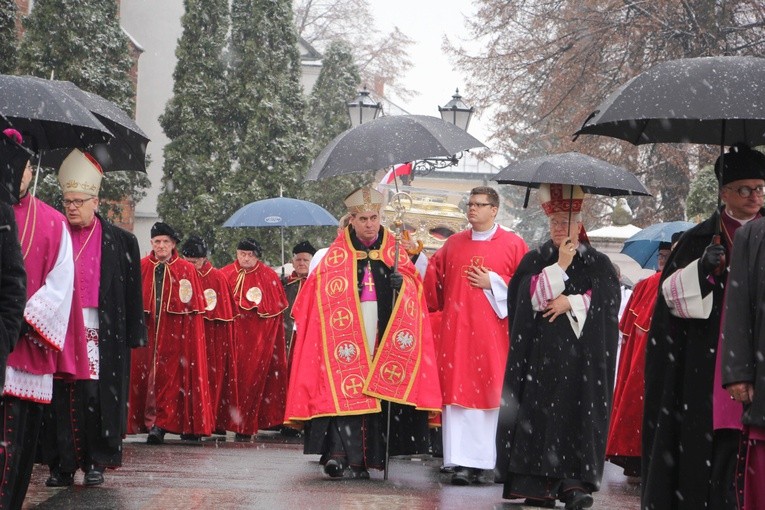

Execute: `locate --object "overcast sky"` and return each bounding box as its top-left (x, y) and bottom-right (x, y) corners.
top-left (369, 1), bottom-right (493, 151)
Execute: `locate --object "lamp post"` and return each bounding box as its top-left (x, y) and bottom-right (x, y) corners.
top-left (347, 87), bottom-right (382, 127)
top-left (438, 88), bottom-right (475, 131)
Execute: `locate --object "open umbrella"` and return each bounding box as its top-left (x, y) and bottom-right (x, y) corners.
top-left (574, 56), bottom-right (765, 147)
top-left (222, 197), bottom-right (338, 266)
top-left (0, 74), bottom-right (113, 151)
top-left (621, 221), bottom-right (696, 270)
top-left (493, 152), bottom-right (651, 207)
top-left (36, 80), bottom-right (150, 172)
top-left (306, 115), bottom-right (485, 180)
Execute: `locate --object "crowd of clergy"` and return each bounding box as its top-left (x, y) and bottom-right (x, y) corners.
top-left (1, 124), bottom-right (764, 510)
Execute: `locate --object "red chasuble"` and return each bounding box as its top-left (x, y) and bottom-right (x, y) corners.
top-left (284, 228), bottom-right (442, 423)
top-left (197, 260), bottom-right (239, 432)
top-left (219, 260), bottom-right (288, 433)
top-left (424, 227), bottom-right (527, 409)
top-left (607, 272), bottom-right (661, 459)
top-left (129, 251), bottom-right (213, 435)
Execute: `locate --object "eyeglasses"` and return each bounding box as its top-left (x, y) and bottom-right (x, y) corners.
top-left (62, 197), bottom-right (95, 208)
top-left (549, 219), bottom-right (571, 229)
top-left (467, 202), bottom-right (494, 209)
top-left (724, 185), bottom-right (765, 198)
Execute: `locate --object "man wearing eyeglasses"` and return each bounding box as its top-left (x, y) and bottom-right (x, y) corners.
top-left (643, 143), bottom-right (765, 510)
top-left (39, 149), bottom-right (146, 489)
top-left (424, 186), bottom-right (528, 485)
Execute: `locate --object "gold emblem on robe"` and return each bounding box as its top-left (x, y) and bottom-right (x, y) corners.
top-left (179, 279), bottom-right (193, 303)
top-left (203, 288), bottom-right (217, 311)
top-left (246, 286), bottom-right (262, 305)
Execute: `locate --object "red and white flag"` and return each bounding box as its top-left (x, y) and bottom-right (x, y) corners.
top-left (380, 162), bottom-right (413, 185)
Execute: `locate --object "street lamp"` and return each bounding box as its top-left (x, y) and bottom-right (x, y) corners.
top-left (347, 87), bottom-right (382, 128)
top-left (438, 88), bottom-right (475, 131)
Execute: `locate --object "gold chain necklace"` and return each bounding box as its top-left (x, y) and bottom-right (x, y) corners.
top-left (74, 221), bottom-right (98, 262)
top-left (19, 195), bottom-right (37, 261)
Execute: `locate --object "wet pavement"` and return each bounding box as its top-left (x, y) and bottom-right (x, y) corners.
top-left (23, 432), bottom-right (641, 509)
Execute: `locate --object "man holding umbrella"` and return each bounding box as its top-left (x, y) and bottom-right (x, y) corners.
top-left (497, 183), bottom-right (619, 509)
top-left (643, 143), bottom-right (765, 509)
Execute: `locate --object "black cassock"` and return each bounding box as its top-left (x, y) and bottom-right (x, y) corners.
top-left (496, 240), bottom-right (619, 500)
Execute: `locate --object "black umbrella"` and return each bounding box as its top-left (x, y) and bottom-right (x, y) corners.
top-left (493, 152), bottom-right (651, 207)
top-left (574, 56), bottom-right (765, 146)
top-left (37, 80), bottom-right (149, 172)
top-left (0, 74), bottom-right (113, 151)
top-left (306, 114), bottom-right (485, 180)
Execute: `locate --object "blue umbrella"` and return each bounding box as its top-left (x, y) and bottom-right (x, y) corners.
top-left (223, 197), bottom-right (338, 266)
top-left (621, 221), bottom-right (696, 270)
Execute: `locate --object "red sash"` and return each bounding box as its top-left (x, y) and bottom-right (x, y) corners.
top-left (314, 228), bottom-right (427, 413)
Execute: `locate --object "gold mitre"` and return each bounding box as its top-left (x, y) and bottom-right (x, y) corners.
top-left (58, 149), bottom-right (103, 195)
top-left (344, 186), bottom-right (383, 214)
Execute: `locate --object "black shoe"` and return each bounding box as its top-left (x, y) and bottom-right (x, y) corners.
top-left (450, 466), bottom-right (472, 486)
top-left (234, 433), bottom-right (252, 442)
top-left (439, 465), bottom-right (455, 474)
top-left (83, 468), bottom-right (104, 486)
top-left (280, 426), bottom-right (302, 437)
top-left (45, 470), bottom-right (74, 487)
top-left (147, 425), bottom-right (165, 445)
top-left (524, 498), bottom-right (556, 508)
top-left (180, 434), bottom-right (201, 441)
top-left (563, 490), bottom-right (593, 510)
top-left (323, 459), bottom-right (345, 478)
top-left (468, 468), bottom-right (485, 484)
top-left (346, 466), bottom-right (370, 479)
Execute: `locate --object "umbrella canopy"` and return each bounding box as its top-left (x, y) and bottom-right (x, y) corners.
top-left (306, 114), bottom-right (485, 180)
top-left (0, 74), bottom-right (113, 151)
top-left (222, 197), bottom-right (338, 228)
top-left (621, 221), bottom-right (696, 269)
top-left (223, 197), bottom-right (338, 269)
top-left (575, 56), bottom-right (765, 146)
top-left (493, 152), bottom-right (650, 207)
top-left (38, 80), bottom-right (150, 172)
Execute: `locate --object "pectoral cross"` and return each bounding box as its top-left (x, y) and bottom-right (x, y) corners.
top-left (363, 278), bottom-right (375, 292)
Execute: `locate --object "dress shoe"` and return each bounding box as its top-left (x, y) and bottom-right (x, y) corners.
top-left (45, 470), bottom-right (74, 487)
top-left (450, 466), bottom-right (472, 485)
top-left (563, 490), bottom-right (593, 510)
top-left (180, 434), bottom-right (202, 441)
top-left (345, 466), bottom-right (370, 479)
top-left (524, 498), bottom-right (556, 508)
top-left (323, 459), bottom-right (345, 478)
top-left (83, 468), bottom-right (104, 486)
top-left (234, 433), bottom-right (252, 442)
top-left (146, 425), bottom-right (165, 445)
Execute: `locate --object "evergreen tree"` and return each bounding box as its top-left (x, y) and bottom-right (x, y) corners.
top-left (300, 40), bottom-right (372, 228)
top-left (0, 0), bottom-right (17, 74)
top-left (16, 0), bottom-right (148, 215)
top-left (157, 0), bottom-right (232, 264)
top-left (686, 164), bottom-right (719, 221)
top-left (226, 0), bottom-right (311, 266)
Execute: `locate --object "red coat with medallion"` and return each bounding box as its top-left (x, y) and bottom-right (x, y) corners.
top-left (129, 250), bottom-right (213, 435)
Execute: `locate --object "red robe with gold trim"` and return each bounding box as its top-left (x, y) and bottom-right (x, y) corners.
top-left (284, 228), bottom-right (441, 422)
top-left (219, 260), bottom-right (288, 433)
top-left (607, 271), bottom-right (661, 461)
top-left (424, 227), bottom-right (527, 409)
top-left (197, 260), bottom-right (239, 432)
top-left (129, 251), bottom-right (213, 435)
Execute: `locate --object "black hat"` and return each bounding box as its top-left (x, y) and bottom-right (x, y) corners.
top-left (292, 241), bottom-right (316, 256)
top-left (150, 222), bottom-right (181, 243)
top-left (1, 130), bottom-right (31, 205)
top-left (181, 235), bottom-right (207, 258)
top-left (658, 241), bottom-right (672, 251)
top-left (670, 231), bottom-right (685, 245)
top-left (237, 238), bottom-right (262, 258)
top-left (714, 143), bottom-right (765, 186)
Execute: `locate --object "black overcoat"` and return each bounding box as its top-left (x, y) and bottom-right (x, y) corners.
top-left (722, 217), bottom-right (765, 428)
top-left (96, 215), bottom-right (147, 439)
top-left (496, 241), bottom-right (619, 489)
top-left (0, 202), bottom-right (26, 388)
top-left (641, 209), bottom-right (733, 509)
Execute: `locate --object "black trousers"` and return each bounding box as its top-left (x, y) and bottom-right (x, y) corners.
top-left (0, 396), bottom-right (43, 510)
top-left (40, 379), bottom-right (122, 475)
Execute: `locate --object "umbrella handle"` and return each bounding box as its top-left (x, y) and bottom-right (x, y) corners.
top-left (712, 234), bottom-right (726, 276)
